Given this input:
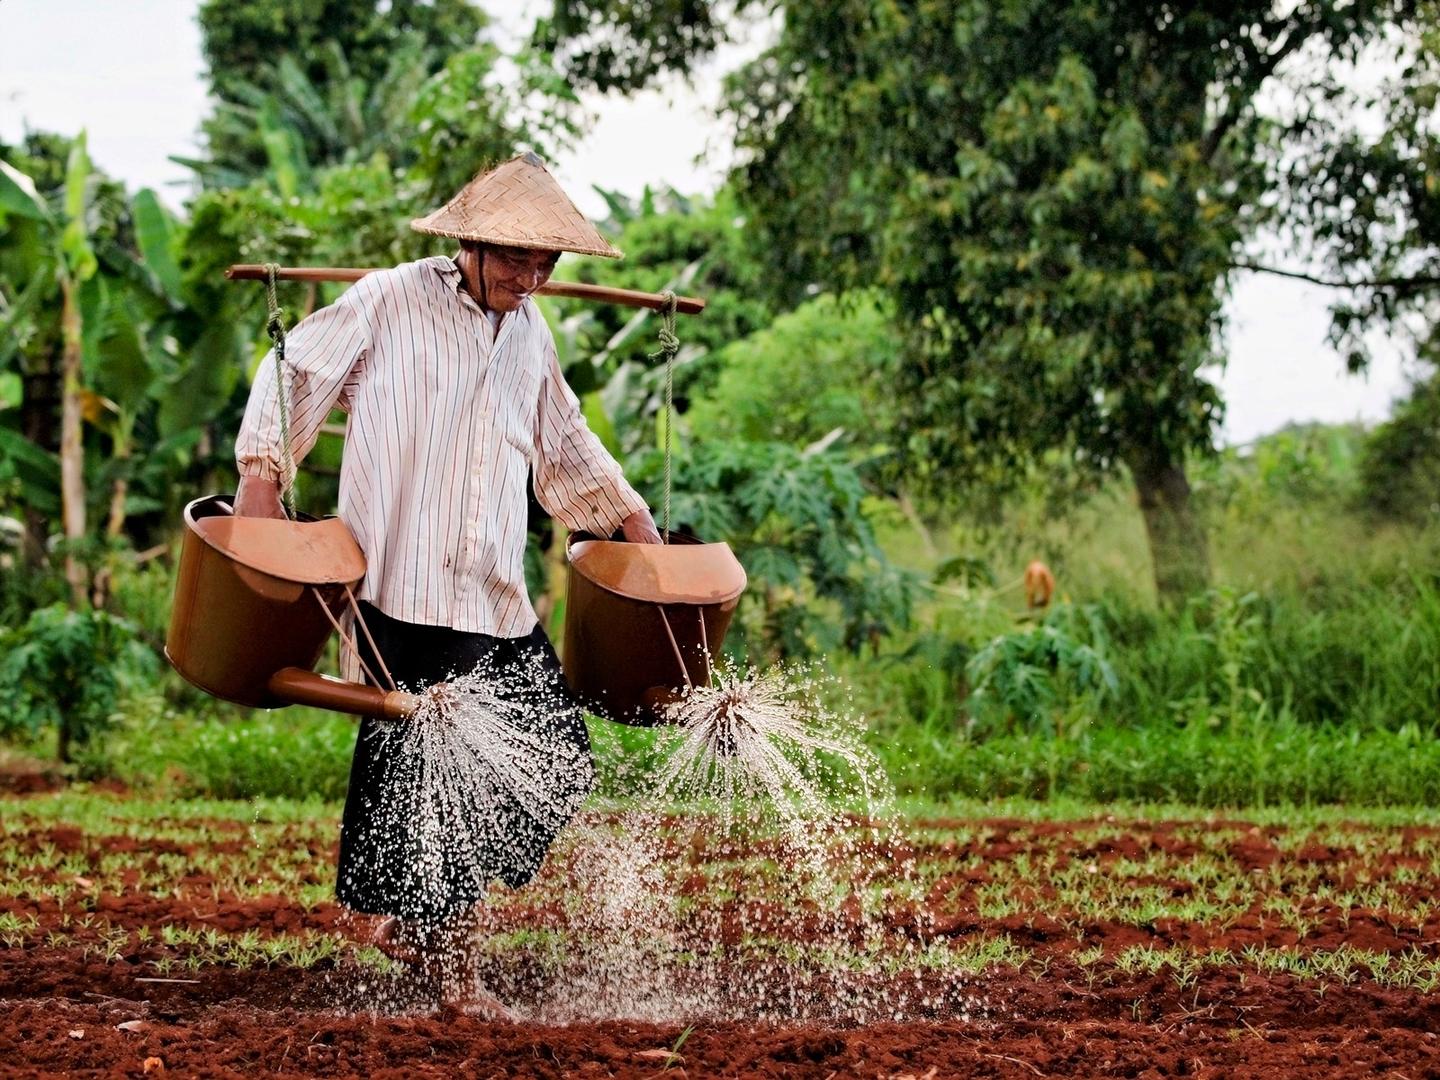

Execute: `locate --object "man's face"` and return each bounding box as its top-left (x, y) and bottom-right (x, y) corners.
top-left (477, 244), bottom-right (560, 312)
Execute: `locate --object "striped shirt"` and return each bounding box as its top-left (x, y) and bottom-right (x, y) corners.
top-left (236, 255), bottom-right (648, 648)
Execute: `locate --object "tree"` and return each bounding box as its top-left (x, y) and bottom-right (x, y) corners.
top-left (624, 439), bottom-right (916, 660)
top-left (1281, 6), bottom-right (1440, 357)
top-left (1271, 9), bottom-right (1440, 523)
top-left (1357, 372), bottom-right (1440, 523)
top-left (543, 0), bottom-right (1417, 603)
top-left (1, 135), bottom-right (104, 605)
top-left (687, 290), bottom-right (899, 450)
top-left (0, 135), bottom-right (245, 606)
top-left (536, 1), bottom-right (738, 94)
top-left (0, 603), bottom-right (153, 764)
top-left (196, 0), bottom-right (488, 176)
top-left (184, 34), bottom-right (581, 204)
top-left (553, 188), bottom-right (780, 457)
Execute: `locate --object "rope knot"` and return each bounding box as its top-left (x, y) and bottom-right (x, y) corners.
top-left (648, 291), bottom-right (680, 363)
top-left (262, 263), bottom-right (286, 343)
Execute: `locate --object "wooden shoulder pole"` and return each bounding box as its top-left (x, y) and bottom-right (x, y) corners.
top-left (225, 264), bottom-right (706, 315)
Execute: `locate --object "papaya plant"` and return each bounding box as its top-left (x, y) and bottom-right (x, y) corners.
top-left (0, 603), bottom-right (155, 764)
top-left (625, 438), bottom-right (917, 661)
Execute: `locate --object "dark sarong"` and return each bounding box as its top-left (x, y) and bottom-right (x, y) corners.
top-left (336, 601), bottom-right (594, 924)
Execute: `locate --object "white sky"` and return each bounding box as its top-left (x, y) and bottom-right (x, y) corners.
top-left (0, 0), bottom-right (1416, 445)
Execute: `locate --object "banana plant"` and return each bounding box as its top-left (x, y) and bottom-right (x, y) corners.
top-left (0, 136), bottom-right (99, 604)
top-left (175, 39), bottom-right (431, 189)
top-left (1, 146), bottom-right (243, 604)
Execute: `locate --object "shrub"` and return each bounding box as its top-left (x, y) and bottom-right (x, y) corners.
top-left (626, 439), bottom-right (919, 660)
top-left (111, 702), bottom-right (357, 800)
top-left (0, 603), bottom-right (156, 764)
top-left (965, 603), bottom-right (1118, 737)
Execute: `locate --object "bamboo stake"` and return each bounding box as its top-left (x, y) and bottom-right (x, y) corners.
top-left (226, 264), bottom-right (706, 314)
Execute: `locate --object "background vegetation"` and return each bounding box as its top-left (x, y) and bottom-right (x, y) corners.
top-left (2, 1), bottom-right (1438, 808)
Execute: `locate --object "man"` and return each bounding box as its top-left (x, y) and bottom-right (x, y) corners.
top-left (233, 152), bottom-right (662, 1015)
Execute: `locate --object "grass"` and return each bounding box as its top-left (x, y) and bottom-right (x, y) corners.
top-left (86, 682), bottom-right (1440, 809)
top-left (843, 470), bottom-right (1440, 808)
top-left (0, 421), bottom-right (1429, 825)
top-left (5, 432), bottom-right (1431, 812)
top-left (1108, 943), bottom-right (1440, 993)
top-left (875, 717), bottom-right (1440, 806)
top-left (104, 700), bottom-right (358, 801)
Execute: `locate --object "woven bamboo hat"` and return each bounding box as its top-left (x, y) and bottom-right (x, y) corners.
top-left (410, 151), bottom-right (622, 259)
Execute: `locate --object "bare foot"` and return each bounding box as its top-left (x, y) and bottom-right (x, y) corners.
top-left (421, 901), bottom-right (514, 1019)
top-left (440, 984), bottom-right (518, 1022)
top-left (370, 916), bottom-right (421, 966)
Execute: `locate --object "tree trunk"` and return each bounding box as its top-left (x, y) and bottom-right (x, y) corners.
top-left (106, 474), bottom-right (128, 538)
top-left (58, 279), bottom-right (88, 608)
top-left (19, 354), bottom-right (58, 567)
top-left (1127, 444), bottom-right (1211, 604)
top-left (897, 488), bottom-right (937, 560)
top-left (57, 718), bottom-right (72, 766)
top-left (87, 426), bottom-right (132, 610)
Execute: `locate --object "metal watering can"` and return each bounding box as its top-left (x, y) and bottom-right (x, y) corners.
top-left (563, 531), bottom-right (747, 725)
top-left (165, 494), bottom-right (422, 720)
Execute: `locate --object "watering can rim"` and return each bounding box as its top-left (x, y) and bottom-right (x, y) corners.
top-left (183, 494), bottom-right (367, 587)
top-left (567, 534), bottom-right (747, 605)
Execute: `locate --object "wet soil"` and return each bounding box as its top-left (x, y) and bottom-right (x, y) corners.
top-left (6, 806), bottom-right (1440, 1077)
top-left (6, 954), bottom-right (1440, 1078)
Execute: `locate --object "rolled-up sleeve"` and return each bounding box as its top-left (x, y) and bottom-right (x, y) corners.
top-left (532, 337), bottom-right (649, 537)
top-left (235, 292), bottom-right (369, 482)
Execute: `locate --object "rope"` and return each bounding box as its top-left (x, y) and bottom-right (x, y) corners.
top-left (308, 588), bottom-right (388, 693)
top-left (657, 606), bottom-right (693, 689)
top-left (648, 291), bottom-right (679, 544)
top-left (344, 584), bottom-right (398, 693)
top-left (263, 263), bottom-right (297, 520)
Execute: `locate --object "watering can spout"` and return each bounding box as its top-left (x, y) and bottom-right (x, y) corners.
top-left (267, 667), bottom-right (422, 721)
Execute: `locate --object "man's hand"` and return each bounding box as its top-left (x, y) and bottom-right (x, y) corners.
top-left (233, 475), bottom-right (287, 519)
top-left (620, 509), bottom-right (663, 544)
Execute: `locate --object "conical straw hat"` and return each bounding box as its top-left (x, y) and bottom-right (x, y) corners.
top-left (410, 151), bottom-right (622, 259)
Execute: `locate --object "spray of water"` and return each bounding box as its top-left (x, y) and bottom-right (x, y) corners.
top-left (655, 663), bottom-right (886, 822)
top-left (337, 659), bottom-right (990, 1025)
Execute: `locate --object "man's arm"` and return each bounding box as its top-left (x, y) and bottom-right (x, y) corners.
top-left (234, 475), bottom-right (285, 519)
top-left (233, 292), bottom-right (369, 517)
top-left (533, 341), bottom-right (661, 543)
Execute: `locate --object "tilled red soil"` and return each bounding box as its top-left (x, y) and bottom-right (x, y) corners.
top-left (5, 954), bottom-right (1440, 1078)
top-left (7, 804), bottom-right (1440, 1076)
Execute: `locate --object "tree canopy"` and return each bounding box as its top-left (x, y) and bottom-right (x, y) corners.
top-left (543, 0), bottom-right (1425, 602)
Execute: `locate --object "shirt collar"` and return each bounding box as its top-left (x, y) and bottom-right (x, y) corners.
top-left (430, 254), bottom-right (536, 342)
top-left (431, 254), bottom-right (464, 290)
top-left (431, 254), bottom-right (538, 326)
top-left (432, 254), bottom-right (489, 316)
